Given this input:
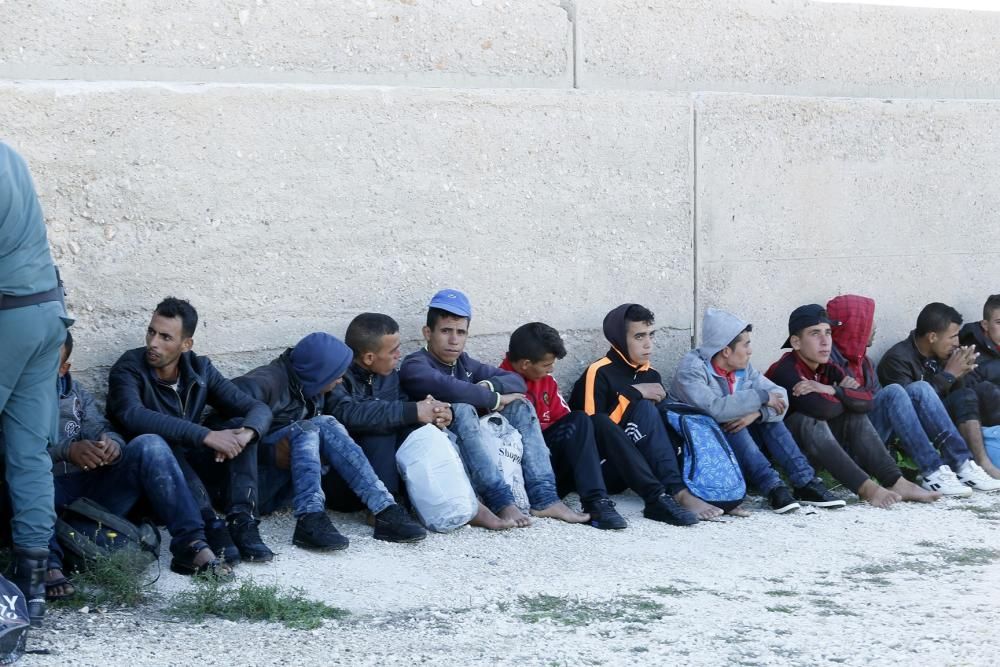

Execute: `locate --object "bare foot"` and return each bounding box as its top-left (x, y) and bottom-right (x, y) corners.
top-left (978, 459), bottom-right (1000, 480)
top-left (530, 501), bottom-right (590, 524)
top-left (470, 502), bottom-right (517, 530)
top-left (858, 480), bottom-right (901, 509)
top-left (45, 568), bottom-right (74, 600)
top-left (891, 477), bottom-right (941, 503)
top-left (497, 504), bottom-right (532, 528)
top-left (674, 489), bottom-right (724, 520)
top-left (725, 505), bottom-right (751, 518)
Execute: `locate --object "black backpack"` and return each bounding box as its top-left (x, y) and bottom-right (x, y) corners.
top-left (55, 498), bottom-right (161, 573)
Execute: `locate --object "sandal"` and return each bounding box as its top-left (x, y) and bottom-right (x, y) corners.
top-left (45, 570), bottom-right (75, 601)
top-left (169, 540), bottom-right (234, 580)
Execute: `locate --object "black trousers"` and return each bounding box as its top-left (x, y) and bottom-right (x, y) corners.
top-left (544, 411), bottom-right (609, 506)
top-left (590, 400), bottom-right (679, 502)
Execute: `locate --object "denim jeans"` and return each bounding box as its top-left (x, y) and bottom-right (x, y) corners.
top-left (449, 399), bottom-right (560, 514)
top-left (173, 437), bottom-right (259, 520)
top-left (50, 433), bottom-right (205, 568)
top-left (868, 381), bottom-right (971, 474)
top-left (725, 421), bottom-right (815, 494)
top-left (258, 416), bottom-right (393, 517)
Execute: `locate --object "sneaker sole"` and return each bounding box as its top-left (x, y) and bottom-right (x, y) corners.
top-left (797, 499), bottom-right (847, 508)
top-left (238, 553), bottom-right (275, 563)
top-left (590, 520), bottom-right (628, 530)
top-left (373, 533), bottom-right (427, 544)
top-left (964, 483), bottom-right (1000, 494)
top-left (772, 502), bottom-right (801, 514)
top-left (642, 513), bottom-right (698, 526)
top-left (292, 538), bottom-right (350, 552)
top-left (924, 484), bottom-right (974, 497)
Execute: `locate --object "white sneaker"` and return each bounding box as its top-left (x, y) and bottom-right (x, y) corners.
top-left (957, 460), bottom-right (1000, 493)
top-left (921, 465), bottom-right (973, 497)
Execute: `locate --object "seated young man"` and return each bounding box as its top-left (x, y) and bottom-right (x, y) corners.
top-left (328, 312), bottom-right (516, 531)
top-left (49, 331), bottom-right (229, 598)
top-left (829, 295), bottom-right (999, 495)
top-left (499, 322), bottom-right (628, 529)
top-left (232, 332), bottom-right (426, 550)
top-left (670, 308), bottom-right (844, 513)
top-left (878, 302), bottom-right (1000, 480)
top-left (399, 289), bottom-right (588, 528)
top-left (106, 297), bottom-right (274, 564)
top-left (961, 294), bottom-right (1000, 388)
top-left (766, 304), bottom-right (939, 508)
top-left (569, 303), bottom-right (711, 524)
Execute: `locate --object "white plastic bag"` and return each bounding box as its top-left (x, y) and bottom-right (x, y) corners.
top-left (396, 424), bottom-right (478, 533)
top-left (478, 413), bottom-right (530, 513)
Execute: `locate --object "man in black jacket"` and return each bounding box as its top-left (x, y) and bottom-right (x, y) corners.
top-left (329, 312), bottom-right (516, 530)
top-left (234, 332), bottom-right (426, 551)
top-left (960, 294), bottom-right (1000, 389)
top-left (106, 297), bottom-right (274, 564)
top-left (878, 301), bottom-right (1000, 480)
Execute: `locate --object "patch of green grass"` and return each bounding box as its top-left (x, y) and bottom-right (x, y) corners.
top-left (809, 597), bottom-right (858, 617)
top-left (167, 576), bottom-right (349, 630)
top-left (646, 584), bottom-right (689, 597)
top-left (764, 589), bottom-right (798, 597)
top-left (517, 593), bottom-right (667, 627)
top-left (947, 505), bottom-right (1000, 521)
top-left (67, 550), bottom-right (159, 607)
top-left (944, 547), bottom-right (1000, 567)
top-left (915, 540), bottom-right (939, 548)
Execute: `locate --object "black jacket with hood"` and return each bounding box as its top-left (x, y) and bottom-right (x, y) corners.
top-left (228, 349), bottom-right (323, 435)
top-left (569, 303), bottom-right (661, 424)
top-left (960, 321), bottom-right (1000, 386)
top-left (325, 364), bottom-right (421, 435)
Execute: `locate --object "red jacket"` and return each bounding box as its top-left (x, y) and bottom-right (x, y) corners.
top-left (499, 356), bottom-right (570, 431)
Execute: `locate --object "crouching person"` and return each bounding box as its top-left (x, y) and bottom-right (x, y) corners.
top-left (48, 331), bottom-right (229, 597)
top-left (234, 333), bottom-right (426, 551)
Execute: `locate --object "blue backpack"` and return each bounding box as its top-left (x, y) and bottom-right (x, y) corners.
top-left (661, 402), bottom-right (746, 508)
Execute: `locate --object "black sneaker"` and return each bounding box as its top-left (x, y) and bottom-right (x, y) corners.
top-left (584, 498), bottom-right (628, 530)
top-left (205, 516), bottom-right (241, 566)
top-left (293, 512), bottom-right (350, 552)
top-left (228, 513), bottom-right (275, 562)
top-left (373, 504), bottom-right (427, 543)
top-left (642, 493), bottom-right (698, 526)
top-left (794, 478), bottom-right (847, 509)
top-left (768, 486), bottom-right (802, 514)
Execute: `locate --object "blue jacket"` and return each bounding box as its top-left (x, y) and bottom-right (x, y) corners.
top-left (399, 348), bottom-right (526, 412)
top-left (325, 363), bottom-right (420, 435)
top-left (106, 347), bottom-right (272, 448)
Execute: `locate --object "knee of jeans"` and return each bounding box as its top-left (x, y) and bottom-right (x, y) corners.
top-left (880, 383), bottom-right (907, 403)
top-left (906, 381), bottom-right (935, 400)
top-left (130, 433), bottom-right (169, 449)
top-left (451, 403), bottom-right (477, 421)
top-left (291, 419), bottom-right (319, 435)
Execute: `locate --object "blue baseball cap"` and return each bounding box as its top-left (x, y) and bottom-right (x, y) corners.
top-left (428, 289), bottom-right (472, 318)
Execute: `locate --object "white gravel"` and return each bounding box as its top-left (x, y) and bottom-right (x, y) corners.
top-left (23, 490), bottom-right (1000, 666)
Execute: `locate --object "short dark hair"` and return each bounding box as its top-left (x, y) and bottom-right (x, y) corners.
top-left (508, 322), bottom-right (567, 363)
top-left (426, 307), bottom-right (468, 331)
top-left (624, 304), bottom-right (655, 326)
top-left (155, 297), bottom-right (198, 337)
top-left (983, 295), bottom-right (1000, 321)
top-left (345, 313), bottom-right (399, 356)
top-left (62, 328), bottom-right (74, 359)
top-left (915, 302), bottom-right (962, 337)
top-left (727, 324), bottom-right (753, 351)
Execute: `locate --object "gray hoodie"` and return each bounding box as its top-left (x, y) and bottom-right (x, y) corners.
top-left (669, 308), bottom-right (788, 423)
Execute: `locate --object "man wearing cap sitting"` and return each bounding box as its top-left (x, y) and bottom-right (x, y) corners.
top-left (399, 289), bottom-right (589, 528)
top-left (765, 304), bottom-right (939, 508)
top-left (231, 332), bottom-right (426, 550)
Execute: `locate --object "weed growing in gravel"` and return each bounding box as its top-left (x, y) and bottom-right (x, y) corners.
top-left (809, 597), bottom-right (859, 617)
top-left (765, 605), bottom-right (799, 614)
top-left (168, 576), bottom-right (349, 629)
top-left (943, 547), bottom-right (1000, 567)
top-left (516, 593), bottom-right (667, 627)
top-left (646, 585), bottom-right (688, 597)
top-left (764, 589), bottom-right (798, 598)
top-left (947, 505), bottom-right (1000, 521)
top-left (65, 550), bottom-right (159, 607)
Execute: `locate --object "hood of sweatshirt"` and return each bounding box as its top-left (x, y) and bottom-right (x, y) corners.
top-left (697, 308), bottom-right (749, 360)
top-left (960, 321), bottom-right (1000, 359)
top-left (603, 303), bottom-right (649, 370)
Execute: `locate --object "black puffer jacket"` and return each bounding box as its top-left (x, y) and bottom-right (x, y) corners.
top-left (960, 321), bottom-right (1000, 386)
top-left (231, 349), bottom-right (323, 434)
top-left (876, 332), bottom-right (974, 399)
top-left (107, 347), bottom-right (272, 448)
top-left (325, 364), bottom-right (420, 435)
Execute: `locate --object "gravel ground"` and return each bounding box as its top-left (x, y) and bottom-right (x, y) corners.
top-left (21, 490), bottom-right (1000, 666)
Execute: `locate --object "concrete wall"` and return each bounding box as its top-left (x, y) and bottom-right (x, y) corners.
top-left (2, 0), bottom-right (999, 391)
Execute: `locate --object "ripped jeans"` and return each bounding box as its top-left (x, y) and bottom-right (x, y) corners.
top-left (258, 416), bottom-right (394, 517)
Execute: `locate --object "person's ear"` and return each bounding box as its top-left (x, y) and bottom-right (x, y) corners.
top-left (982, 320), bottom-right (989, 333)
top-left (515, 359), bottom-right (531, 374)
top-left (361, 351), bottom-right (376, 367)
top-left (422, 326), bottom-right (432, 342)
top-left (790, 335), bottom-right (801, 351)
top-left (182, 337), bottom-right (194, 353)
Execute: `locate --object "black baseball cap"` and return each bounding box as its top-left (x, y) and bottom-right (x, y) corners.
top-left (781, 304), bottom-right (841, 348)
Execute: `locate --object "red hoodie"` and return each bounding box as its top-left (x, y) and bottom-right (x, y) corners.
top-left (827, 294), bottom-right (881, 392)
top-left (499, 356), bottom-right (570, 431)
